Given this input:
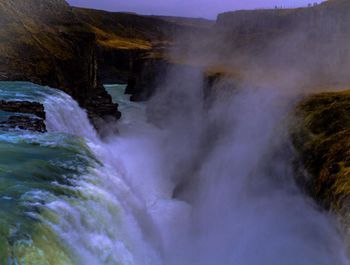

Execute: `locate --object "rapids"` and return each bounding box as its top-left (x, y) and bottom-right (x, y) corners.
top-left (0, 78), bottom-right (349, 265)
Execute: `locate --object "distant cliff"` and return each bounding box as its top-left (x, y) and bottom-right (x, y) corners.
top-left (71, 7), bottom-right (185, 85)
top-left (213, 0), bottom-right (350, 86)
top-left (122, 0), bottom-right (350, 101)
top-left (72, 7), bottom-right (212, 100)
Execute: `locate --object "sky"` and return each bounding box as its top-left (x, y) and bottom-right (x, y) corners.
top-left (66, 0), bottom-right (324, 19)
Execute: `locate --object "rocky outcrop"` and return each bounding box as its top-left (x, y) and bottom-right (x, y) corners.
top-left (0, 100), bottom-right (46, 132)
top-left (85, 86), bottom-right (121, 126)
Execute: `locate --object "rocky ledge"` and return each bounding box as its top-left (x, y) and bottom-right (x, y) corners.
top-left (0, 100), bottom-right (46, 132)
top-left (0, 100), bottom-right (45, 119)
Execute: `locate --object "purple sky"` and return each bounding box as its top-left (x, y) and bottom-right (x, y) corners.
top-left (67, 0), bottom-right (324, 19)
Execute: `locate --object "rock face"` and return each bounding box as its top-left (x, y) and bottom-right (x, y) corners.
top-left (126, 59), bottom-right (172, 101)
top-left (290, 89), bottom-right (350, 234)
top-left (72, 7), bottom-right (212, 100)
top-left (0, 100), bottom-right (46, 132)
top-left (0, 0), bottom-right (119, 127)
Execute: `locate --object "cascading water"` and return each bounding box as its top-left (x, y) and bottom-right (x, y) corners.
top-left (0, 82), bottom-right (161, 265)
top-left (0, 74), bottom-right (349, 265)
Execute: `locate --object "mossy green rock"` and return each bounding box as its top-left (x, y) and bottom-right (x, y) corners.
top-left (291, 90), bottom-right (350, 232)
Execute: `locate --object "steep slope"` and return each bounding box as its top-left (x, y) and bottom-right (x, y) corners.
top-left (0, 0), bottom-right (120, 125)
top-left (290, 89), bottom-right (350, 240)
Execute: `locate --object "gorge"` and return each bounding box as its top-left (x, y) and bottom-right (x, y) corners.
top-left (1, 0), bottom-right (350, 264)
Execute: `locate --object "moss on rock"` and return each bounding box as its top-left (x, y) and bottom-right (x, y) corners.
top-left (290, 89), bottom-right (350, 232)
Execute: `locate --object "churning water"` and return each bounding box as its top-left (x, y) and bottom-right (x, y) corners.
top-left (0, 77), bottom-right (349, 265)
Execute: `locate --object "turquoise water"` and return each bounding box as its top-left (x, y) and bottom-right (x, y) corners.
top-left (104, 84), bottom-right (129, 105)
top-left (0, 132), bottom-right (97, 264)
top-left (0, 81), bottom-right (161, 265)
top-left (0, 82), bottom-right (64, 102)
top-left (104, 84), bottom-right (146, 127)
top-left (0, 82), bottom-right (100, 264)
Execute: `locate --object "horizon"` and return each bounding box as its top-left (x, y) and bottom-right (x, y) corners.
top-left (66, 0), bottom-right (325, 19)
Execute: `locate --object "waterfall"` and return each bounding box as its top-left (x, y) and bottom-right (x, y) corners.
top-left (41, 87), bottom-right (163, 265)
top-left (0, 79), bottom-right (349, 265)
top-left (0, 82), bottom-right (162, 265)
top-left (43, 90), bottom-right (98, 140)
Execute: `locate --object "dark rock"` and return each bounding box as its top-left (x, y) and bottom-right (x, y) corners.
top-left (0, 115), bottom-right (46, 133)
top-left (84, 87), bottom-right (121, 127)
top-left (126, 59), bottom-right (178, 101)
top-left (0, 100), bottom-right (46, 119)
top-left (0, 100), bottom-right (46, 132)
top-left (97, 48), bottom-right (146, 85)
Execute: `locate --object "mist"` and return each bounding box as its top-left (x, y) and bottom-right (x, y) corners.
top-left (93, 3), bottom-right (350, 262)
top-left (99, 64), bottom-right (348, 264)
top-left (49, 0), bottom-right (350, 263)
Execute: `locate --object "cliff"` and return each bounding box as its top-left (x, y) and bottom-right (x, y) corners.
top-left (0, 0), bottom-right (119, 126)
top-left (201, 0), bottom-right (350, 87)
top-left (0, 0), bottom-right (208, 117)
top-left (71, 7), bottom-right (179, 87)
top-left (72, 7), bottom-right (211, 101)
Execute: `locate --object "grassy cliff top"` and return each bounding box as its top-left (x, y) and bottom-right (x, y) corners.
top-left (0, 0), bottom-right (83, 83)
top-left (72, 7), bottom-right (190, 50)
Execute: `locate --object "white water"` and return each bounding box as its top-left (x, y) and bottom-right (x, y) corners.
top-left (43, 67), bottom-right (349, 265)
top-left (42, 89), bottom-right (162, 265)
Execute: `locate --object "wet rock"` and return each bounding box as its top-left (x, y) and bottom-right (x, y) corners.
top-left (85, 89), bottom-right (121, 128)
top-left (0, 100), bottom-right (46, 132)
top-left (0, 100), bottom-right (45, 119)
top-left (0, 115), bottom-right (46, 133)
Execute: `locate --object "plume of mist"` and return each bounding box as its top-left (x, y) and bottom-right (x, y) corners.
top-left (105, 70), bottom-right (349, 265)
top-left (103, 3), bottom-right (350, 264)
